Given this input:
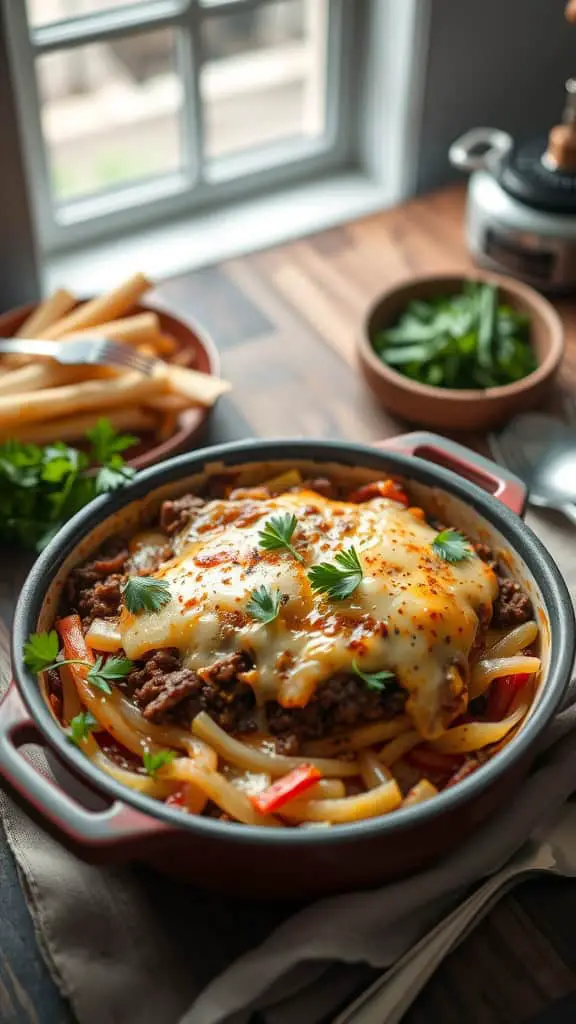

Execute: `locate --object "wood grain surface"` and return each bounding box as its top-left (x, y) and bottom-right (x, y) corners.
top-left (2, 183), bottom-right (576, 1023)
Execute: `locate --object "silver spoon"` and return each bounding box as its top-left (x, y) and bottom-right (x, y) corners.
top-left (490, 413), bottom-right (576, 527)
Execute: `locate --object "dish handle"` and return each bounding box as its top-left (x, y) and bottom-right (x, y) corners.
top-left (0, 683), bottom-right (174, 859)
top-left (375, 431), bottom-right (527, 516)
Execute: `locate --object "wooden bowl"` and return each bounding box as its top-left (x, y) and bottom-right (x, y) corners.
top-left (0, 299), bottom-right (222, 470)
top-left (357, 273), bottom-right (564, 432)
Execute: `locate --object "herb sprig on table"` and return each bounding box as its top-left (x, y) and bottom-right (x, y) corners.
top-left (372, 282), bottom-right (537, 390)
top-left (0, 417), bottom-right (137, 551)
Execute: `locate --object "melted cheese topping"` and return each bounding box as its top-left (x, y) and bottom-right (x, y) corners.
top-left (119, 491), bottom-right (498, 739)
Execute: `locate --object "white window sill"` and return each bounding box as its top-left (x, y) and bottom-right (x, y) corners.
top-left (43, 170), bottom-right (399, 295)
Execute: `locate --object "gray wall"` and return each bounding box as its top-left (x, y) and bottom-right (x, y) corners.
top-left (417, 0), bottom-right (576, 192)
top-left (0, 11), bottom-right (41, 309)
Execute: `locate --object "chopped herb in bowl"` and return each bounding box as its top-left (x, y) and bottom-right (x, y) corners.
top-left (372, 282), bottom-right (537, 390)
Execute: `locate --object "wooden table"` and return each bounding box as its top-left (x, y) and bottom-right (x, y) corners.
top-left (2, 182), bottom-right (576, 1023)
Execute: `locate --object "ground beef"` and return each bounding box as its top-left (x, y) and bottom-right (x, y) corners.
top-left (474, 545), bottom-right (533, 628)
top-left (493, 576), bottom-right (533, 628)
top-left (67, 542), bottom-right (129, 624)
top-left (130, 649), bottom-right (257, 731)
top-left (266, 674), bottom-right (407, 755)
top-left (159, 494), bottom-right (205, 535)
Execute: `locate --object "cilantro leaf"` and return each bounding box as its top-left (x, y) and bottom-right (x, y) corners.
top-left (431, 529), bottom-right (474, 563)
top-left (258, 513), bottom-right (303, 563)
top-left (123, 576), bottom-right (171, 614)
top-left (307, 546), bottom-right (364, 600)
top-left (23, 631), bottom-right (60, 673)
top-left (352, 660), bottom-right (396, 692)
top-left (143, 749), bottom-right (176, 777)
top-left (246, 585), bottom-right (282, 624)
top-left (68, 710), bottom-right (98, 747)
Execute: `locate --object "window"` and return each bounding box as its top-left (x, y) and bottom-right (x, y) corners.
top-left (5, 0), bottom-right (355, 255)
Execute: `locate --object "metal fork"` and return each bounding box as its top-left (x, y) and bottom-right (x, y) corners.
top-left (0, 337), bottom-right (157, 376)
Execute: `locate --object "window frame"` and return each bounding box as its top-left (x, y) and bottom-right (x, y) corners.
top-left (4, 0), bottom-right (356, 255)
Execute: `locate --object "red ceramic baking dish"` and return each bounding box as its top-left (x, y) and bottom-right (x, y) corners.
top-left (0, 432), bottom-right (573, 898)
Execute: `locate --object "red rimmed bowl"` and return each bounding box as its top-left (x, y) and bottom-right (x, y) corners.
top-left (0, 299), bottom-right (222, 470)
top-left (0, 432), bottom-right (573, 898)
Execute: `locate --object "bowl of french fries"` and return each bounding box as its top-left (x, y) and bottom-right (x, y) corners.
top-left (0, 272), bottom-right (231, 469)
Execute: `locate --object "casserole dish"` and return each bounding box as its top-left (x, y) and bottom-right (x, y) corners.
top-left (1, 432), bottom-right (573, 897)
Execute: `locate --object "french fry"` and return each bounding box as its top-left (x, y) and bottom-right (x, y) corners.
top-left (165, 365), bottom-right (231, 407)
top-left (16, 289), bottom-right (76, 338)
top-left (0, 367), bottom-right (167, 431)
top-left (0, 406), bottom-right (158, 446)
top-left (2, 289), bottom-right (78, 369)
top-left (136, 343), bottom-right (156, 357)
top-left (170, 349), bottom-right (197, 368)
top-left (158, 410), bottom-right (178, 441)
top-left (145, 393), bottom-right (191, 412)
top-left (0, 361), bottom-right (112, 397)
top-left (154, 333), bottom-right (178, 357)
top-left (63, 312), bottom-right (161, 348)
top-left (40, 272), bottom-right (152, 340)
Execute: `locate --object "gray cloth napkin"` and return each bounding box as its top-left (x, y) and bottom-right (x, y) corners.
top-left (1, 505), bottom-right (575, 1024)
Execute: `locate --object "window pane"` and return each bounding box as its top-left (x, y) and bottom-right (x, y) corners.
top-left (200, 0), bottom-right (328, 162)
top-left (36, 29), bottom-right (184, 203)
top-left (26, 0), bottom-right (149, 28)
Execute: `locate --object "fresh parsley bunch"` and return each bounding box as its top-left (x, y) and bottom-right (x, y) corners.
top-left (373, 283), bottom-right (537, 390)
top-left (0, 417), bottom-right (137, 551)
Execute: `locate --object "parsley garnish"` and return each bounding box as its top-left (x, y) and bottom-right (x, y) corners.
top-left (86, 655), bottom-right (134, 694)
top-left (431, 529), bottom-right (473, 564)
top-left (143, 749), bottom-right (176, 777)
top-left (308, 546), bottom-right (364, 600)
top-left (68, 710), bottom-right (98, 747)
top-left (122, 576), bottom-right (171, 614)
top-left (258, 513), bottom-right (304, 563)
top-left (85, 418), bottom-right (137, 464)
top-left (352, 660), bottom-right (395, 692)
top-left (0, 419), bottom-right (136, 551)
top-left (246, 585), bottom-right (282, 624)
top-left (23, 632), bottom-right (133, 696)
top-left (23, 630), bottom-right (59, 674)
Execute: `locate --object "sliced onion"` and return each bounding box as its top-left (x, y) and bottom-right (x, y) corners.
top-left (85, 618), bottom-right (122, 653)
top-left (303, 716), bottom-right (411, 758)
top-left (281, 779), bottom-right (346, 812)
top-left (261, 469), bottom-right (303, 491)
top-left (92, 749), bottom-right (175, 798)
top-left (162, 758), bottom-right (282, 826)
top-left (279, 779), bottom-right (403, 823)
top-left (118, 696), bottom-right (196, 752)
top-left (402, 779), bottom-right (438, 807)
top-left (469, 655), bottom-right (540, 699)
top-left (192, 711), bottom-right (360, 778)
top-left (379, 730), bottom-right (421, 767)
top-left (484, 621), bottom-right (538, 659)
top-left (358, 750), bottom-right (392, 788)
top-left (431, 703), bottom-right (527, 754)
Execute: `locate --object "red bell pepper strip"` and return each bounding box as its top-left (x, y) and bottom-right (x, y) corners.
top-left (486, 673), bottom-right (530, 722)
top-left (349, 480), bottom-right (409, 506)
top-left (251, 764), bottom-right (321, 815)
top-left (56, 614), bottom-right (94, 666)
